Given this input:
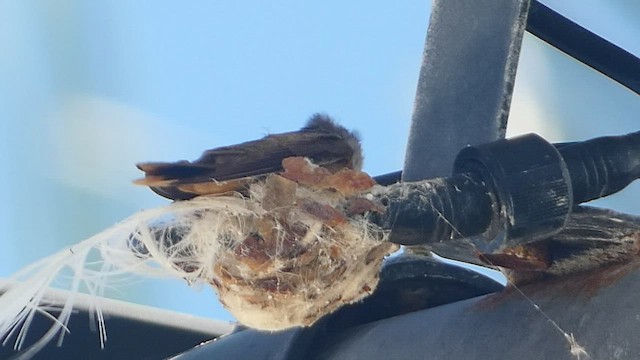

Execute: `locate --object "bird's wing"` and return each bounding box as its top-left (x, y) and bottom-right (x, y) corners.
top-left (135, 115), bottom-right (362, 200)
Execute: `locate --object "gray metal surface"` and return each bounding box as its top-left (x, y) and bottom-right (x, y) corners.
top-left (172, 327), bottom-right (316, 360)
top-left (315, 260), bottom-right (640, 360)
top-left (174, 257), bottom-right (640, 359)
top-left (403, 0), bottom-right (530, 180)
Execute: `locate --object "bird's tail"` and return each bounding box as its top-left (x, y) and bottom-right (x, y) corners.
top-left (135, 161), bottom-right (214, 186)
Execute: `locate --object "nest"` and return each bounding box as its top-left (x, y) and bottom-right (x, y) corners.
top-left (134, 157), bottom-right (398, 330)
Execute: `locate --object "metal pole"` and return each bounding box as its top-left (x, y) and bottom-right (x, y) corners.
top-left (403, 0), bottom-right (531, 181)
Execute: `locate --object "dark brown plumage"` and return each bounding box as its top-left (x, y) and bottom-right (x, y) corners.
top-left (135, 114), bottom-right (363, 200)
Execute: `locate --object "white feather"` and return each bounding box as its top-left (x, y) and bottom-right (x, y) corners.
top-left (0, 196), bottom-right (240, 358)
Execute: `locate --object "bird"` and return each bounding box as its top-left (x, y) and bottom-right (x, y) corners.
top-left (135, 114), bottom-right (363, 200)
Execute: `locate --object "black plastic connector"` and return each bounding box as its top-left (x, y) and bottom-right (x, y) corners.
top-left (453, 133), bottom-right (572, 246)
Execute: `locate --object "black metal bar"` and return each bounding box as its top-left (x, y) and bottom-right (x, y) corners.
top-left (0, 281), bottom-right (233, 359)
top-left (373, 171), bottom-right (402, 186)
top-left (527, 0), bottom-right (640, 95)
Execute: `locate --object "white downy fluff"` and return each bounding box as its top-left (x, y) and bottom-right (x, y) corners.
top-left (0, 186), bottom-right (396, 358)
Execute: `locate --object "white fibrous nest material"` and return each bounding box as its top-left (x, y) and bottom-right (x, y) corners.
top-left (139, 157), bottom-right (398, 330)
top-left (0, 157), bottom-right (397, 355)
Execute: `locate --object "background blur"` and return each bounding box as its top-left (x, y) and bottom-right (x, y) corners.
top-left (1, 1), bottom-right (638, 324)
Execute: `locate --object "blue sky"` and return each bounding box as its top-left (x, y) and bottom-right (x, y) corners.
top-left (0, 0), bottom-right (638, 324)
